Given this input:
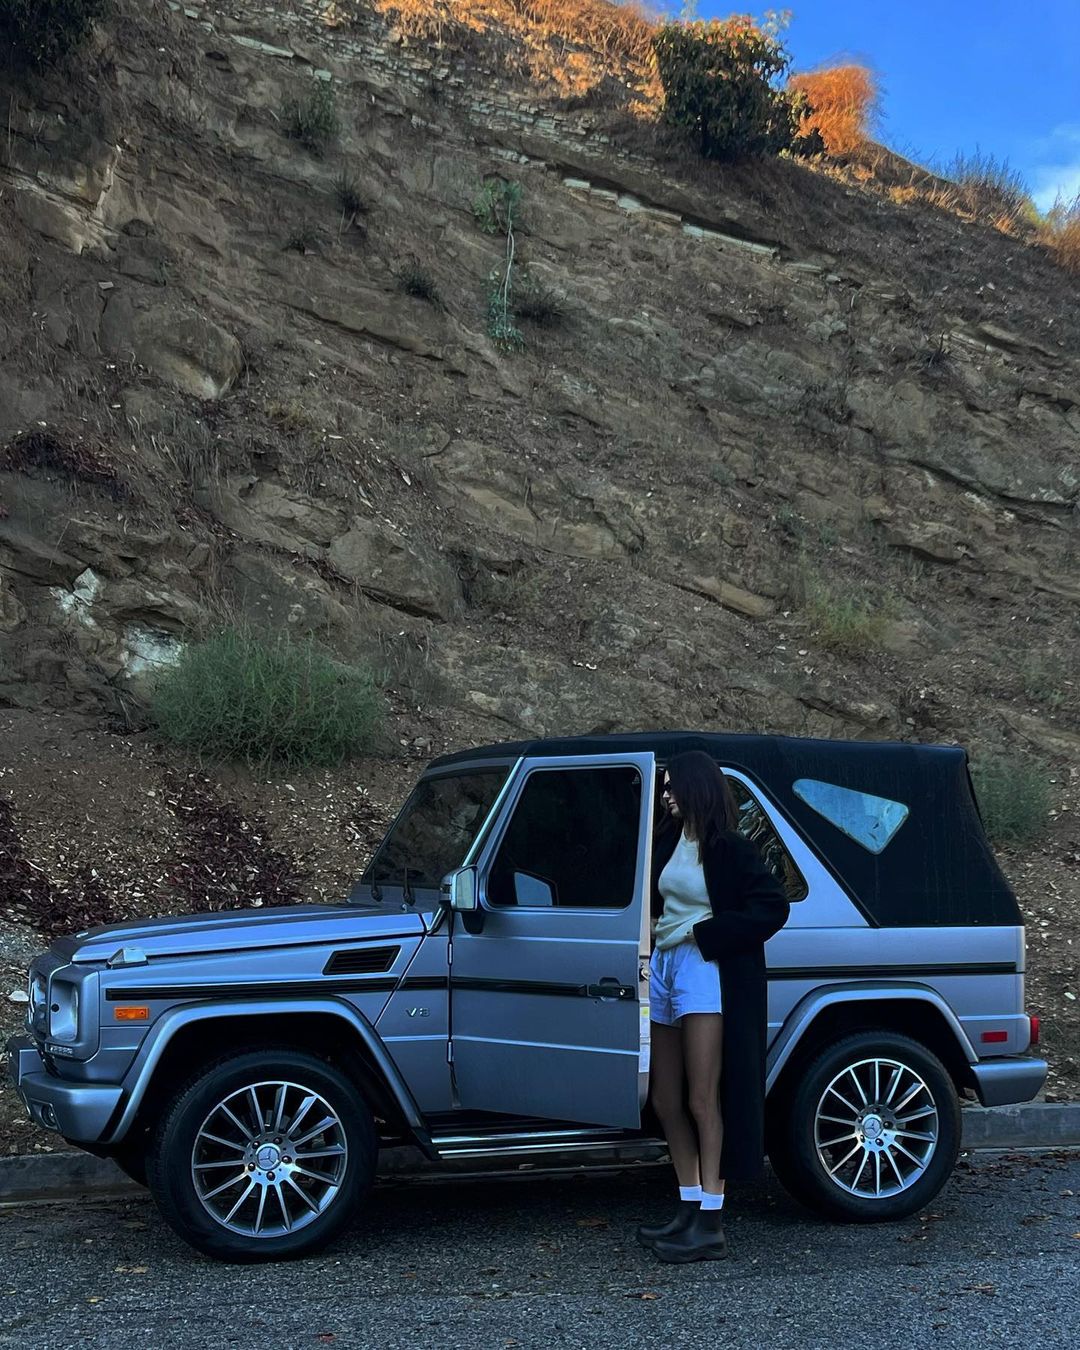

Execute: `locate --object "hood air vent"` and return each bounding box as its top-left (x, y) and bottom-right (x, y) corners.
top-left (323, 945), bottom-right (399, 976)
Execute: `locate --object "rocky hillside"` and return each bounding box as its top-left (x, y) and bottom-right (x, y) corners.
top-left (1, 0), bottom-right (1078, 1131)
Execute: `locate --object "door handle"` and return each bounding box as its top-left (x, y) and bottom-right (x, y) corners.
top-left (587, 978), bottom-right (635, 1001)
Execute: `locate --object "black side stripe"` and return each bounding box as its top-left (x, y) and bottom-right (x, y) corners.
top-left (105, 977), bottom-right (399, 1001)
top-left (767, 963), bottom-right (1017, 980)
top-left (104, 963), bottom-right (1017, 1004)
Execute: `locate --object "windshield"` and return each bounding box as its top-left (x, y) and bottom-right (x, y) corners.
top-left (362, 768), bottom-right (510, 889)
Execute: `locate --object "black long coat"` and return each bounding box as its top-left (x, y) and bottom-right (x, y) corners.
top-left (651, 824), bottom-right (790, 1183)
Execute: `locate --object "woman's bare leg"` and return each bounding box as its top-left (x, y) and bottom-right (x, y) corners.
top-left (682, 1013), bottom-right (724, 1195)
top-left (649, 1021), bottom-right (700, 1188)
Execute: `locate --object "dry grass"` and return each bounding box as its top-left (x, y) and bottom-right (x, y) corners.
top-left (1040, 193), bottom-right (1080, 273)
top-left (789, 64), bottom-right (875, 155)
top-left (504, 0), bottom-right (656, 62)
top-left (373, 0), bottom-right (658, 93)
top-left (933, 150), bottom-right (1035, 232)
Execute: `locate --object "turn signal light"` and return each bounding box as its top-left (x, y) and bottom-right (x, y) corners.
top-left (114, 1006), bottom-right (149, 1022)
top-left (1029, 1015), bottom-right (1040, 1045)
top-left (980, 1030), bottom-right (1008, 1044)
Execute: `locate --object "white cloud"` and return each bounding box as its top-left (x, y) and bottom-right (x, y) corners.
top-left (1029, 123), bottom-right (1080, 211)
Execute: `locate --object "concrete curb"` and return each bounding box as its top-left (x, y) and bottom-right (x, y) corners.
top-left (2, 1104), bottom-right (1079, 1206)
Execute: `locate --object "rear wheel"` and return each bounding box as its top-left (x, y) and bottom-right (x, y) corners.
top-left (768, 1031), bottom-right (961, 1222)
top-left (147, 1048), bottom-right (376, 1262)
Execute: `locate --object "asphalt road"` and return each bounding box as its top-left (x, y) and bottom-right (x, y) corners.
top-left (1, 1151), bottom-right (1078, 1350)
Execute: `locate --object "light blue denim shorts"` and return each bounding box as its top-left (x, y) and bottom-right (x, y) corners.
top-left (649, 939), bottom-right (723, 1025)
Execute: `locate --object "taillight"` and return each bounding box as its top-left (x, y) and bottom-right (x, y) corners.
top-left (1029, 1015), bottom-right (1040, 1046)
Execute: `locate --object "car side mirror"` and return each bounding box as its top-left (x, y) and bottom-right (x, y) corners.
top-left (442, 866), bottom-right (478, 913)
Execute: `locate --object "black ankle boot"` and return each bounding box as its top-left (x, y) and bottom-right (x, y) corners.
top-left (651, 1206), bottom-right (728, 1263)
top-left (636, 1199), bottom-right (700, 1248)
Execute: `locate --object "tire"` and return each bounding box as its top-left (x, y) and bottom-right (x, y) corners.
top-left (768, 1031), bottom-right (961, 1223)
top-left (146, 1048), bottom-right (376, 1262)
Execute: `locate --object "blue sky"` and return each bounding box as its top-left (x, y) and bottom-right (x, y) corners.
top-left (689, 1), bottom-right (1080, 209)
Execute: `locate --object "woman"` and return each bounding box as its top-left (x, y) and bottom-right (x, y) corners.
top-left (638, 751), bottom-right (790, 1263)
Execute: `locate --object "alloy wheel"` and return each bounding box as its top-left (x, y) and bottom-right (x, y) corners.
top-left (814, 1056), bottom-right (939, 1199)
top-left (191, 1079), bottom-right (349, 1237)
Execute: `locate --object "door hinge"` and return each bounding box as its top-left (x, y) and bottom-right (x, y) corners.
top-left (446, 1040), bottom-right (454, 1064)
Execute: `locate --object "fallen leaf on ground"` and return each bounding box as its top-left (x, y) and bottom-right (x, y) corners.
top-left (626, 1291), bottom-right (661, 1300)
top-left (577, 1217), bottom-right (608, 1228)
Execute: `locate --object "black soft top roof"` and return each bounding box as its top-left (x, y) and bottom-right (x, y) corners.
top-left (429, 731), bottom-right (1021, 928)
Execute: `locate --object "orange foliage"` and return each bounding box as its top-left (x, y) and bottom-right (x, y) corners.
top-left (789, 64), bottom-right (875, 155)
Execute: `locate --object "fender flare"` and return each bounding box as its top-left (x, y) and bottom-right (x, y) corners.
top-left (766, 981), bottom-right (978, 1094)
top-left (103, 996), bottom-right (436, 1157)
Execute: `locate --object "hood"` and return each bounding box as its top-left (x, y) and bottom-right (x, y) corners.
top-left (58, 903), bottom-right (428, 964)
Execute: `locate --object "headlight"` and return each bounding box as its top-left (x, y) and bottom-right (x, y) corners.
top-left (47, 980), bottom-right (80, 1043)
top-left (28, 973), bottom-right (47, 1037)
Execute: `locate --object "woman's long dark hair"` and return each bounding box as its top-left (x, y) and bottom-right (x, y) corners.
top-left (663, 751), bottom-right (738, 853)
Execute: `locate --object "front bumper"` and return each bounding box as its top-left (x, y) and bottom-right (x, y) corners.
top-left (6, 1035), bottom-right (122, 1143)
top-left (970, 1054), bottom-right (1048, 1107)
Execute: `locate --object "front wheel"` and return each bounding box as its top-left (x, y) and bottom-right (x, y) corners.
top-left (768, 1031), bottom-right (961, 1222)
top-left (147, 1049), bottom-right (376, 1262)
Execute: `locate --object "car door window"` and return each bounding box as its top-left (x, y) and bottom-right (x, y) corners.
top-left (728, 776), bottom-right (809, 902)
top-left (487, 766), bottom-right (641, 909)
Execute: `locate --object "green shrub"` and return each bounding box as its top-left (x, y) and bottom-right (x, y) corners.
top-left (151, 629), bottom-right (383, 767)
top-left (285, 80), bottom-right (338, 155)
top-left (653, 16), bottom-right (802, 160)
top-left (1, 0), bottom-right (107, 70)
top-left (805, 577), bottom-right (888, 654)
top-left (970, 752), bottom-right (1052, 847)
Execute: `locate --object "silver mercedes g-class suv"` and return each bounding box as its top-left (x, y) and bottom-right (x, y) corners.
top-left (7, 732), bottom-right (1046, 1261)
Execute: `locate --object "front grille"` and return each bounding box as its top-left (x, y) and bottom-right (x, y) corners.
top-left (323, 945), bottom-right (399, 976)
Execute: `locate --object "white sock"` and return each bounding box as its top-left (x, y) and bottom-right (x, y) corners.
top-left (700, 1192), bottom-right (725, 1211)
top-left (678, 1184), bottom-right (703, 1203)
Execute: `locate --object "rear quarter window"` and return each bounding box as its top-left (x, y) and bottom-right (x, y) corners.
top-left (793, 778), bottom-right (909, 855)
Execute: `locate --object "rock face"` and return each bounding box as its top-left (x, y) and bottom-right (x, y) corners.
top-left (328, 519), bottom-right (462, 621)
top-left (128, 310), bottom-right (243, 400)
top-left (0, 0), bottom-right (1077, 768)
top-left (432, 440), bottom-right (644, 561)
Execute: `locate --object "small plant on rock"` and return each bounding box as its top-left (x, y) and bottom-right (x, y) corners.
top-left (285, 79), bottom-right (339, 155)
top-left (283, 224), bottom-right (319, 254)
top-left (333, 167), bottom-right (367, 229)
top-left (486, 268), bottom-right (524, 351)
top-left (398, 261), bottom-right (442, 305)
top-left (151, 628), bottom-right (383, 768)
top-left (516, 268), bottom-right (567, 327)
top-left (473, 178), bottom-right (523, 234)
top-left (475, 177), bottom-right (525, 352)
